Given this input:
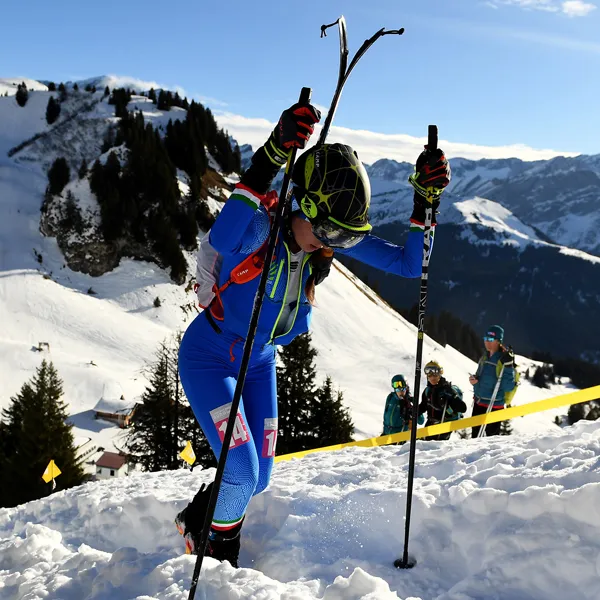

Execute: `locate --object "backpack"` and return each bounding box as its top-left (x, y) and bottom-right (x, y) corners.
top-left (478, 345), bottom-right (520, 406)
top-left (444, 384), bottom-right (464, 420)
top-left (194, 190), bottom-right (279, 320)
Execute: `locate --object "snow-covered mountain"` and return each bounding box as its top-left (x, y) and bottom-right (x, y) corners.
top-left (331, 160), bottom-right (600, 362)
top-left (2, 420), bottom-right (600, 599)
top-left (0, 77), bottom-right (48, 96)
top-left (367, 154), bottom-right (600, 256)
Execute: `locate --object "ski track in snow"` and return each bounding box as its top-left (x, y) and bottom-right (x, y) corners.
top-left (2, 421), bottom-right (600, 599)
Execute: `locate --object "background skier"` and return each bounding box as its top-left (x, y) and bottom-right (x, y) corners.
top-left (418, 360), bottom-right (466, 441)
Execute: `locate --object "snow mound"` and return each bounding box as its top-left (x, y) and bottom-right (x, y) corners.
top-left (1, 420), bottom-right (600, 599)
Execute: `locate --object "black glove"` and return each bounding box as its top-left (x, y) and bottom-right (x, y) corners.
top-left (310, 247), bottom-right (333, 286)
top-left (409, 147), bottom-right (451, 226)
top-left (499, 349), bottom-right (515, 365)
top-left (265, 102), bottom-right (321, 166)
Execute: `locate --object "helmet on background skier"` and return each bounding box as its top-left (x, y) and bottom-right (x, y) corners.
top-left (391, 374), bottom-right (408, 391)
top-left (424, 360), bottom-right (443, 376)
top-left (292, 143), bottom-right (371, 248)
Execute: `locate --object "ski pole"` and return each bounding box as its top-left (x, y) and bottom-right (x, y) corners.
top-left (395, 124), bottom-right (437, 570)
top-left (186, 87), bottom-right (312, 600)
top-left (477, 364), bottom-right (505, 439)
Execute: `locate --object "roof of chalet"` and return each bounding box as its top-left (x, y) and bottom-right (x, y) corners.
top-left (96, 451), bottom-right (127, 470)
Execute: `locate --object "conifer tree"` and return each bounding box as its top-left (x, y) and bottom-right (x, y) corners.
top-left (78, 158), bottom-right (88, 179)
top-left (499, 420), bottom-right (513, 436)
top-left (47, 157), bottom-right (70, 195)
top-left (125, 338), bottom-right (214, 472)
top-left (311, 376), bottom-right (354, 447)
top-left (47, 82), bottom-right (56, 92)
top-left (15, 82), bottom-right (28, 107)
top-left (276, 333), bottom-right (354, 454)
top-left (58, 82), bottom-right (68, 102)
top-left (0, 360), bottom-right (85, 508)
top-left (45, 96), bottom-right (61, 124)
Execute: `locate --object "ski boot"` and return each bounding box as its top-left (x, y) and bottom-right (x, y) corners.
top-left (174, 482), bottom-right (244, 567)
top-left (175, 482), bottom-right (213, 555)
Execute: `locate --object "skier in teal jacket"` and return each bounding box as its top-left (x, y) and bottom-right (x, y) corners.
top-left (382, 374), bottom-right (424, 435)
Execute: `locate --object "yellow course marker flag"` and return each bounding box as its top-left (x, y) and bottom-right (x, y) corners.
top-left (275, 385), bottom-right (600, 463)
top-left (180, 441), bottom-right (196, 466)
top-left (42, 459), bottom-right (62, 483)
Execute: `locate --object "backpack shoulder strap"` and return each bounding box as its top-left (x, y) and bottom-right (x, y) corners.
top-left (210, 190), bottom-right (279, 320)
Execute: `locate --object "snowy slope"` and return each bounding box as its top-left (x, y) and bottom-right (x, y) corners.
top-left (367, 155), bottom-right (600, 256)
top-left (2, 420), bottom-right (600, 599)
top-left (367, 177), bottom-right (600, 263)
top-left (0, 78), bottom-right (48, 96)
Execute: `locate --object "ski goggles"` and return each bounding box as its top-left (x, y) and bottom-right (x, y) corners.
top-left (311, 219), bottom-right (366, 249)
top-left (424, 366), bottom-right (442, 376)
top-left (392, 381), bottom-right (406, 390)
top-left (483, 336), bottom-right (498, 342)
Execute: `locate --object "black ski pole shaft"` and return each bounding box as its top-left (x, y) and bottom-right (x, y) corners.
top-left (395, 124), bottom-right (437, 570)
top-left (318, 16), bottom-right (404, 146)
top-left (187, 87), bottom-right (312, 600)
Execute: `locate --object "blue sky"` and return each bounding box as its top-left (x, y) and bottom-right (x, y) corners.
top-left (2, 0), bottom-right (599, 160)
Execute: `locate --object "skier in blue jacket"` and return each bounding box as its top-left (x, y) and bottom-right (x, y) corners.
top-left (176, 99), bottom-right (451, 566)
top-left (469, 325), bottom-right (516, 437)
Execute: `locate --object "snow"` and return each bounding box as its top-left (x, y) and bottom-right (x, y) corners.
top-left (93, 394), bottom-right (138, 415)
top-left (453, 198), bottom-right (543, 246)
top-left (2, 420), bottom-right (600, 599)
top-left (3, 75), bottom-right (600, 598)
top-left (0, 87), bottom-right (53, 158)
top-left (0, 78), bottom-right (48, 96)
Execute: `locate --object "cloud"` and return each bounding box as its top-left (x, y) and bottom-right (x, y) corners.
top-left (194, 94), bottom-right (229, 108)
top-left (213, 111), bottom-right (579, 164)
top-left (496, 0), bottom-right (559, 12)
top-left (487, 0), bottom-right (597, 15)
top-left (561, 0), bottom-right (597, 16)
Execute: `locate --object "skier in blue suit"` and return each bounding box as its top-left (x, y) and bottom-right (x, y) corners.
top-left (176, 99), bottom-right (451, 566)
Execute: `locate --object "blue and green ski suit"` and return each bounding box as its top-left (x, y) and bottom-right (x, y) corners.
top-left (178, 146), bottom-right (432, 532)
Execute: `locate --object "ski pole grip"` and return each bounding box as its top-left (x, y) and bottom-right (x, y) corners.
top-left (428, 124), bottom-right (438, 151)
top-left (299, 87), bottom-right (312, 103)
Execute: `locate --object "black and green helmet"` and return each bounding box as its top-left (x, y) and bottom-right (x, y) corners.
top-left (292, 143), bottom-right (372, 234)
